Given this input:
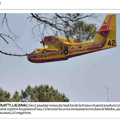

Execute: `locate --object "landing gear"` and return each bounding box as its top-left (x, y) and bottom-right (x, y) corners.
top-left (64, 47), bottom-right (68, 55)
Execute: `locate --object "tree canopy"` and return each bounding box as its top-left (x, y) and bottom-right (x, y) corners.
top-left (0, 85), bottom-right (69, 102)
top-left (0, 87), bottom-right (11, 102)
top-left (0, 13), bottom-right (98, 57)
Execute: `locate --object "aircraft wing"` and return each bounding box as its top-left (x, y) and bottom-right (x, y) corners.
top-left (44, 36), bottom-right (82, 47)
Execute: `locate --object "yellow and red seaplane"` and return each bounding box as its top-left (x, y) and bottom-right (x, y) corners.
top-left (28, 14), bottom-right (117, 63)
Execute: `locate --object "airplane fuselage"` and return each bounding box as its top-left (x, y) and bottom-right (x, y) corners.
top-left (27, 36), bottom-right (108, 63)
top-left (27, 14), bottom-right (116, 63)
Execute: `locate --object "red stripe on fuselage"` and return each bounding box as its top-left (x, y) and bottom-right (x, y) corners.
top-left (27, 37), bottom-right (107, 63)
top-left (28, 15), bottom-right (114, 63)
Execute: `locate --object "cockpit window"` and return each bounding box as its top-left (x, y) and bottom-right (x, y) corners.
top-left (30, 49), bottom-right (40, 55)
top-left (34, 49), bottom-right (40, 52)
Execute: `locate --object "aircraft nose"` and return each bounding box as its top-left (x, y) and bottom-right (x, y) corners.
top-left (27, 54), bottom-right (37, 62)
top-left (27, 54), bottom-right (32, 62)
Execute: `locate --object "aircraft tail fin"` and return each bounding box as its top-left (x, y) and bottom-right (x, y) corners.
top-left (93, 14), bottom-right (116, 50)
top-left (97, 14), bottom-right (117, 49)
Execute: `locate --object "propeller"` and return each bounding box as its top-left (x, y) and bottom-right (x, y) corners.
top-left (40, 39), bottom-right (44, 47)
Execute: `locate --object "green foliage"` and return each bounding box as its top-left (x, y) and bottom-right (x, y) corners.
top-left (21, 85), bottom-right (69, 102)
top-left (0, 87), bottom-right (11, 102)
top-left (11, 91), bottom-right (21, 102)
top-left (70, 21), bottom-right (96, 41)
top-left (31, 13), bottom-right (97, 42)
top-left (0, 85), bottom-right (69, 102)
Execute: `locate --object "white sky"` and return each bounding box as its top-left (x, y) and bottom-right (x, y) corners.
top-left (0, 13), bottom-right (120, 102)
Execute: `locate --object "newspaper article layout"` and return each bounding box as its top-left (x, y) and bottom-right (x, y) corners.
top-left (0, 0), bottom-right (120, 120)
